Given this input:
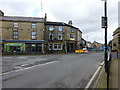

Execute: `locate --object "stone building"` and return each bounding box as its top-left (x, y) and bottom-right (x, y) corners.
top-left (44, 21), bottom-right (82, 53)
top-left (0, 10), bottom-right (45, 54)
top-left (112, 27), bottom-right (120, 51)
top-left (0, 10), bottom-right (82, 54)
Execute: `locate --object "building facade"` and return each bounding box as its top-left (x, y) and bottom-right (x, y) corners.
top-left (0, 11), bottom-right (45, 54)
top-left (112, 27), bottom-right (120, 51)
top-left (0, 10), bottom-right (82, 54)
top-left (44, 21), bottom-right (82, 53)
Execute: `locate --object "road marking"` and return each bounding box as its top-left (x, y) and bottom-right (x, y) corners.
top-left (17, 57), bottom-right (27, 59)
top-left (85, 61), bottom-right (104, 89)
top-left (2, 57), bottom-right (12, 58)
top-left (0, 61), bottom-right (59, 76)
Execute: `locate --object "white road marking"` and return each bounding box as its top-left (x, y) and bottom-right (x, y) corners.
top-left (17, 57), bottom-right (27, 59)
top-left (2, 57), bottom-right (12, 59)
top-left (85, 61), bottom-right (104, 89)
top-left (0, 61), bottom-right (59, 76)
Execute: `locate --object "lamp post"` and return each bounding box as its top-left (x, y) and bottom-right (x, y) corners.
top-left (101, 0), bottom-right (108, 72)
top-left (63, 32), bottom-right (67, 54)
top-left (101, 0), bottom-right (109, 89)
top-left (50, 31), bottom-right (53, 53)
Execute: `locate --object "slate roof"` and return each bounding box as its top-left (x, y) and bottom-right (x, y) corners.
top-left (113, 27), bottom-right (120, 36)
top-left (45, 21), bottom-right (82, 33)
top-left (0, 16), bottom-right (44, 22)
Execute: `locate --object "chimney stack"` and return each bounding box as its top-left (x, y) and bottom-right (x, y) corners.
top-left (44, 13), bottom-right (47, 21)
top-left (68, 20), bottom-right (73, 25)
top-left (0, 10), bottom-right (4, 16)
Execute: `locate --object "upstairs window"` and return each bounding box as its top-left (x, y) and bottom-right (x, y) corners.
top-left (32, 23), bottom-right (37, 28)
top-left (13, 23), bottom-right (18, 28)
top-left (31, 31), bottom-right (36, 39)
top-left (58, 26), bottom-right (63, 31)
top-left (70, 28), bottom-right (74, 33)
top-left (58, 33), bottom-right (63, 40)
top-left (70, 34), bottom-right (74, 39)
top-left (49, 33), bottom-right (54, 40)
top-left (49, 26), bottom-right (54, 31)
top-left (13, 31), bottom-right (18, 39)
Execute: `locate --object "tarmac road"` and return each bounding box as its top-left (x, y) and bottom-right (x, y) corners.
top-left (2, 52), bottom-right (103, 88)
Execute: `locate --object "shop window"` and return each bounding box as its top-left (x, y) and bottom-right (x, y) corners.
top-left (26, 44), bottom-right (42, 53)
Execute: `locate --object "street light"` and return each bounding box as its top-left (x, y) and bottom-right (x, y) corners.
top-left (50, 31), bottom-right (53, 53)
top-left (101, 0), bottom-right (109, 89)
top-left (101, 0), bottom-right (108, 73)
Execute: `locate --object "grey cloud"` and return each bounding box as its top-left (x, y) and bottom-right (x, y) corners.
top-left (0, 0), bottom-right (119, 43)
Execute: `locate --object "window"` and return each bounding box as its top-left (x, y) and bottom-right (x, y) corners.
top-left (13, 23), bottom-right (18, 28)
top-left (49, 44), bottom-right (53, 50)
top-left (49, 33), bottom-right (54, 40)
top-left (70, 28), bottom-right (74, 33)
top-left (78, 36), bottom-right (80, 41)
top-left (58, 33), bottom-right (62, 40)
top-left (70, 34), bottom-right (74, 39)
top-left (31, 31), bottom-right (36, 39)
top-left (118, 35), bottom-right (120, 44)
top-left (13, 31), bottom-right (18, 39)
top-left (58, 26), bottom-right (63, 31)
top-left (52, 44), bottom-right (63, 50)
top-left (32, 23), bottom-right (36, 28)
top-left (58, 44), bottom-right (62, 50)
top-left (49, 26), bottom-right (54, 31)
top-left (53, 44), bottom-right (57, 50)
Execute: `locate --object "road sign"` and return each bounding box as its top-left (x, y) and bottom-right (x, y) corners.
top-left (101, 16), bottom-right (107, 28)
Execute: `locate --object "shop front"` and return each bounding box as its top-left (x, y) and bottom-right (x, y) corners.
top-left (5, 43), bottom-right (25, 54)
top-left (2, 40), bottom-right (45, 55)
top-left (25, 43), bottom-right (42, 54)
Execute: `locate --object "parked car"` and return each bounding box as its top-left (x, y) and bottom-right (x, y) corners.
top-left (83, 48), bottom-right (88, 53)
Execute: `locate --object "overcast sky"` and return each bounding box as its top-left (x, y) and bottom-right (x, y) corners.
top-left (0, 0), bottom-right (119, 44)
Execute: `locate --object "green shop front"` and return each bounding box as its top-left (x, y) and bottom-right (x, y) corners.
top-left (5, 43), bottom-right (25, 54)
top-left (2, 40), bottom-right (45, 55)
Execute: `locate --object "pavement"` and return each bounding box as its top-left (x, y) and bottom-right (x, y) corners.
top-left (2, 52), bottom-right (103, 88)
top-left (94, 52), bottom-right (120, 89)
